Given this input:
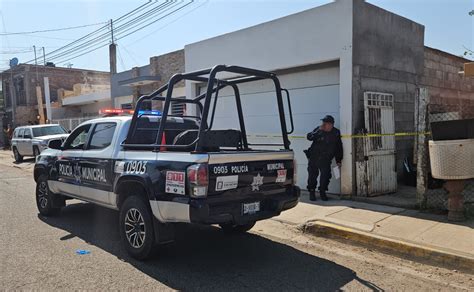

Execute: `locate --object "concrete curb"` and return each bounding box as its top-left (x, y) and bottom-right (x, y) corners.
top-left (303, 221), bottom-right (474, 274)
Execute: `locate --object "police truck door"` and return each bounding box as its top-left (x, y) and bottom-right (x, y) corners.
top-left (79, 122), bottom-right (117, 207)
top-left (54, 124), bottom-right (90, 197)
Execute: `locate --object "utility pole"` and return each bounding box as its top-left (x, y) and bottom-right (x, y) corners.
top-left (35, 47), bottom-right (46, 124)
top-left (109, 19), bottom-right (117, 74)
top-left (42, 47), bottom-right (46, 65)
top-left (33, 45), bottom-right (39, 82)
top-left (33, 45), bottom-right (37, 65)
top-left (9, 69), bottom-right (16, 127)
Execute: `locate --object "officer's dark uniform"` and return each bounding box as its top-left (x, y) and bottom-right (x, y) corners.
top-left (306, 116), bottom-right (343, 200)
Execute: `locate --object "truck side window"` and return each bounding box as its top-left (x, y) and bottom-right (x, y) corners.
top-left (18, 129), bottom-right (24, 138)
top-left (63, 124), bottom-right (92, 150)
top-left (88, 122), bottom-right (116, 150)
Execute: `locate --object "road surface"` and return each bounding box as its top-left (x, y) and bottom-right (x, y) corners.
top-left (0, 151), bottom-right (472, 290)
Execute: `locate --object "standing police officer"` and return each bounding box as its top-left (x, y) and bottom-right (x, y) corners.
top-left (306, 115), bottom-right (343, 201)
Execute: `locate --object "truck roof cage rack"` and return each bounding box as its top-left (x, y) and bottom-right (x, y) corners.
top-left (123, 65), bottom-right (294, 152)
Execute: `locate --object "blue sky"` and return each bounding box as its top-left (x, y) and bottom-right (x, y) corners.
top-left (0, 0), bottom-right (473, 72)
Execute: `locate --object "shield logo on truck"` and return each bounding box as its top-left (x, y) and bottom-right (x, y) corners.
top-left (251, 173), bottom-right (264, 191)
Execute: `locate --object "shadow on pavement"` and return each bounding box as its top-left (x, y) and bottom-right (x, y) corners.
top-left (39, 202), bottom-right (380, 291)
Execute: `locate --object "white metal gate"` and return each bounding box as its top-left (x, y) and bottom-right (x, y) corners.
top-left (358, 92), bottom-right (397, 196)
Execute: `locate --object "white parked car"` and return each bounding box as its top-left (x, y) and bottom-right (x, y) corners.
top-left (11, 124), bottom-right (69, 162)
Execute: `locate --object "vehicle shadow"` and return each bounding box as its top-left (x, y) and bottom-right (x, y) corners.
top-left (38, 202), bottom-right (381, 291)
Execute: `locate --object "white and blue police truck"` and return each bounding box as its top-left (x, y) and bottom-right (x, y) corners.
top-left (34, 65), bottom-right (300, 259)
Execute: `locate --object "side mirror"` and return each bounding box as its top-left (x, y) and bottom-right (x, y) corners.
top-left (48, 139), bottom-right (63, 150)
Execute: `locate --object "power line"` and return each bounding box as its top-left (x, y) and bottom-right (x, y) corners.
top-left (116, 1), bottom-right (194, 41)
top-left (38, 1), bottom-right (161, 62)
top-left (0, 21), bottom-right (108, 35)
top-left (0, 49), bottom-right (34, 54)
top-left (120, 44), bottom-right (141, 66)
top-left (117, 46), bottom-right (127, 71)
top-left (5, 34), bottom-right (75, 41)
top-left (47, 1), bottom-right (176, 62)
top-left (24, 1), bottom-right (196, 66)
top-left (23, 1), bottom-right (160, 64)
top-left (129, 0), bottom-right (208, 45)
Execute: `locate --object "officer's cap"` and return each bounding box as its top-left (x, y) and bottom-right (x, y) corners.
top-left (321, 115), bottom-right (335, 124)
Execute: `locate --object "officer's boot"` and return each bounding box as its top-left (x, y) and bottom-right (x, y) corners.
top-left (309, 190), bottom-right (316, 201)
top-left (320, 190), bottom-right (328, 201)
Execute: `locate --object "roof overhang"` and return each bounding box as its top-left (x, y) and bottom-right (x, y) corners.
top-left (62, 91), bottom-right (110, 106)
top-left (118, 75), bottom-right (161, 87)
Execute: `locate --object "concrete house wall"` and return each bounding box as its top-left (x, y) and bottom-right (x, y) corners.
top-left (352, 1), bottom-right (425, 179)
top-left (185, 0), bottom-right (355, 194)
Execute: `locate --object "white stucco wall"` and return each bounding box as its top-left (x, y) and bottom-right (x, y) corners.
top-left (184, 0), bottom-right (354, 194)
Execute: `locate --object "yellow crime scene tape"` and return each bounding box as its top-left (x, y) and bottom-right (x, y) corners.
top-left (247, 132), bottom-right (432, 140)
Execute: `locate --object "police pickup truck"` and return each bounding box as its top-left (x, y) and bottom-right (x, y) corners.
top-left (34, 65), bottom-right (300, 259)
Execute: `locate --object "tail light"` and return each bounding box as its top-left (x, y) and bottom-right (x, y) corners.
top-left (187, 164), bottom-right (208, 198)
top-left (293, 159), bottom-right (298, 184)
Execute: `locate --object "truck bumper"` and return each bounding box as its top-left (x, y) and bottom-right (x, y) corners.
top-left (189, 185), bottom-right (300, 225)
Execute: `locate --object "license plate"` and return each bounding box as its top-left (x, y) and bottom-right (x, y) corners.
top-left (242, 202), bottom-right (260, 215)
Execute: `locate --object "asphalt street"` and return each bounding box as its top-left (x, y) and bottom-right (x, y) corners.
top-left (0, 151), bottom-right (473, 291)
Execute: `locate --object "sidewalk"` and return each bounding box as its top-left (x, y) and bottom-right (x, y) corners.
top-left (273, 194), bottom-right (474, 272)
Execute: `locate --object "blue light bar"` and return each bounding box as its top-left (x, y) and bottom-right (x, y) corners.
top-left (138, 110), bottom-right (162, 116)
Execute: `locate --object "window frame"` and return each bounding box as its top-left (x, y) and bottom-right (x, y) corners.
top-left (23, 128), bottom-right (32, 139)
top-left (85, 122), bottom-right (117, 151)
top-left (62, 124), bottom-right (93, 151)
top-left (18, 128), bottom-right (25, 138)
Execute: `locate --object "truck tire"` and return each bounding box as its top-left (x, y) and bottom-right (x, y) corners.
top-left (13, 147), bottom-right (23, 163)
top-left (119, 196), bottom-right (156, 260)
top-left (219, 221), bottom-right (256, 234)
top-left (33, 146), bottom-right (40, 158)
top-left (36, 175), bottom-right (61, 216)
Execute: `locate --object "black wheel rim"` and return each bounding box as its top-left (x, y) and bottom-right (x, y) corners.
top-left (38, 181), bottom-right (48, 209)
top-left (124, 208), bottom-right (146, 248)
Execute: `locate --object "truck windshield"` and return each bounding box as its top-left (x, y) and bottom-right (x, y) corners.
top-left (32, 126), bottom-right (67, 137)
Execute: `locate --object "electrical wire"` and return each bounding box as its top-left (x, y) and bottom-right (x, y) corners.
top-left (116, 1), bottom-right (194, 40)
top-left (44, 1), bottom-right (176, 63)
top-left (50, 2), bottom-right (186, 64)
top-left (24, 0), bottom-right (195, 65)
top-left (0, 21), bottom-right (108, 35)
top-left (117, 46), bottom-right (127, 71)
top-left (129, 0), bottom-right (208, 44)
top-left (120, 44), bottom-right (141, 66)
top-left (23, 1), bottom-right (164, 64)
top-left (0, 49), bottom-right (34, 54)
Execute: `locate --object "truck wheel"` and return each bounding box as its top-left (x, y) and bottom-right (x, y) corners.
top-left (119, 196), bottom-right (156, 260)
top-left (13, 147), bottom-right (23, 163)
top-left (33, 146), bottom-right (40, 158)
top-left (219, 221), bottom-right (256, 234)
top-left (36, 175), bottom-right (61, 216)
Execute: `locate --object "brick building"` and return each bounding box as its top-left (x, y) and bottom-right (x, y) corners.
top-left (1, 64), bottom-right (109, 127)
top-left (111, 50), bottom-right (185, 109)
